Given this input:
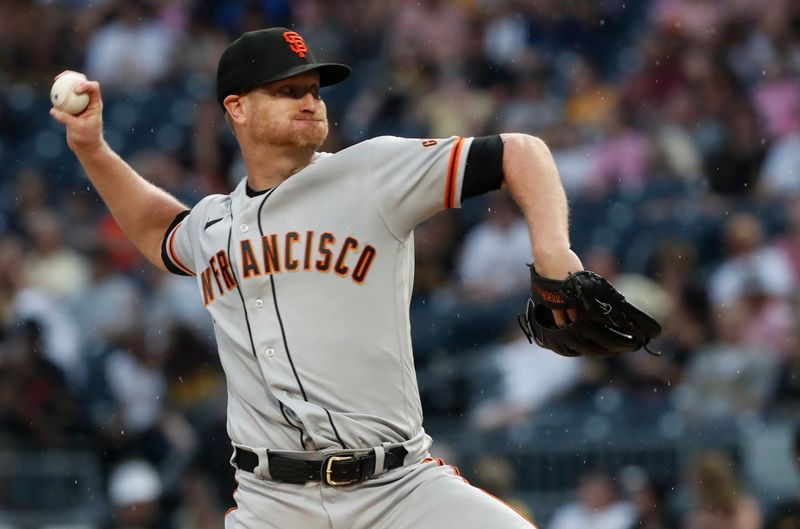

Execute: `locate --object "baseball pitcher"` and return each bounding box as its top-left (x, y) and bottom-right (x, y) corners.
top-left (51, 27), bottom-right (659, 529)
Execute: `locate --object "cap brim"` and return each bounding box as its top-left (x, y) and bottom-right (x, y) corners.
top-left (316, 63), bottom-right (352, 87)
top-left (243, 63), bottom-right (351, 92)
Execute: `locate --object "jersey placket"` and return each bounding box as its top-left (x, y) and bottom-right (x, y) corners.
top-left (246, 184), bottom-right (351, 451)
top-left (225, 191), bottom-right (311, 449)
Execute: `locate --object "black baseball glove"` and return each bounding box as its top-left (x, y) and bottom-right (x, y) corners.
top-left (517, 266), bottom-right (662, 359)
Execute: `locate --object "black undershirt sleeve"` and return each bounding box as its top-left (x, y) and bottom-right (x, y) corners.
top-left (161, 209), bottom-right (192, 276)
top-left (462, 135), bottom-right (505, 202)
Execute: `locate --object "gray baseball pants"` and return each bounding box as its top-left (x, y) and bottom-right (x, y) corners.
top-left (224, 457), bottom-right (536, 529)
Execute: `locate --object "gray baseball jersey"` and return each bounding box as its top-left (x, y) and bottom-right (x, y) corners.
top-left (163, 135), bottom-right (472, 458)
top-left (163, 134), bottom-right (535, 528)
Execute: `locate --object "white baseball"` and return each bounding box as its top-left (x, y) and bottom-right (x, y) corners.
top-left (50, 72), bottom-right (90, 115)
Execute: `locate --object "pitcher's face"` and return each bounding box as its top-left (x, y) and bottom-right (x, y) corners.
top-left (242, 71), bottom-right (328, 150)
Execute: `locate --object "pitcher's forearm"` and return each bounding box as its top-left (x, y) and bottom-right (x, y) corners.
top-left (501, 133), bottom-right (583, 327)
top-left (50, 73), bottom-right (188, 269)
top-left (76, 142), bottom-right (187, 267)
top-left (501, 133), bottom-right (571, 261)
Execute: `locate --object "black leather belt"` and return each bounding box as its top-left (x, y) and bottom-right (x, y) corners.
top-left (234, 446), bottom-right (408, 486)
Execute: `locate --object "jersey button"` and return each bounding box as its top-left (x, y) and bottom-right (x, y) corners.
top-left (265, 347), bottom-right (276, 357)
top-left (255, 298), bottom-right (264, 308)
top-left (240, 224), bottom-right (249, 232)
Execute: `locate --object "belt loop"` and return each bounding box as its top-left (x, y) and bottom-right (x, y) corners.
top-left (372, 445), bottom-right (386, 476)
top-left (253, 447), bottom-right (271, 480)
top-left (375, 442), bottom-right (397, 476)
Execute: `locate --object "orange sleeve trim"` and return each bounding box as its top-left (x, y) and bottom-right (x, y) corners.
top-left (168, 223), bottom-right (196, 276)
top-left (444, 137), bottom-right (465, 209)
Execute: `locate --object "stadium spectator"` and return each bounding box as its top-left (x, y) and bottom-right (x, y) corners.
top-left (650, 89), bottom-right (704, 183)
top-left (85, 0), bottom-right (178, 93)
top-left (424, 192), bottom-right (533, 351)
top-left (3, 167), bottom-right (51, 237)
top-left (24, 209), bottom-right (91, 302)
top-left (765, 426), bottom-right (800, 529)
top-left (0, 235), bottom-right (25, 326)
top-left (620, 466), bottom-right (677, 529)
top-left (546, 122), bottom-right (595, 197)
top-left (775, 199), bottom-right (800, 282)
top-left (469, 333), bottom-right (583, 431)
top-left (482, 3), bottom-right (532, 70)
top-left (759, 131), bottom-right (800, 198)
top-left (737, 275), bottom-right (795, 359)
top-left (0, 319), bottom-right (84, 447)
top-left (650, 0), bottom-right (730, 46)
top-left (772, 327), bottom-right (800, 412)
top-left (10, 274), bottom-right (86, 389)
top-left (673, 302), bottom-right (779, 421)
top-left (93, 329), bottom-right (197, 469)
top-left (471, 455), bottom-right (534, 522)
top-left (589, 106), bottom-right (653, 193)
top-left (387, 0), bottom-right (470, 70)
top-left (703, 104), bottom-right (766, 195)
top-left (564, 58), bottom-right (618, 129)
top-left (497, 76), bottom-right (564, 137)
top-left (549, 469), bottom-right (636, 529)
top-left (456, 193), bottom-right (531, 303)
top-left (106, 458), bottom-right (166, 529)
top-left (708, 213), bottom-right (794, 308)
top-left (683, 451), bottom-right (763, 529)
top-left (415, 74), bottom-right (496, 139)
top-left (751, 59), bottom-right (800, 140)
top-left (75, 245), bottom-right (141, 347)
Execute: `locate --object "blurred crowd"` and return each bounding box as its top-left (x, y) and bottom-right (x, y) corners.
top-left (2, 0), bottom-right (800, 527)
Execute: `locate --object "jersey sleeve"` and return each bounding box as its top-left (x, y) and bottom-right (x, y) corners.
top-left (366, 136), bottom-right (476, 237)
top-left (161, 193), bottom-right (230, 276)
top-left (161, 209), bottom-right (195, 276)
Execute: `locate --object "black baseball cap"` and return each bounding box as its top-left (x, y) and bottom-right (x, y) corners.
top-left (216, 27), bottom-right (351, 108)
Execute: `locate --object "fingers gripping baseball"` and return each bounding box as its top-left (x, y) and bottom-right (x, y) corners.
top-left (49, 71), bottom-right (105, 154)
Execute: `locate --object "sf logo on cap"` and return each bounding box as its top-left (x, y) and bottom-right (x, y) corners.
top-left (283, 31), bottom-right (308, 58)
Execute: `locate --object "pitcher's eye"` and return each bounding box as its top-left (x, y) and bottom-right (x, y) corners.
top-left (271, 85), bottom-right (321, 100)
